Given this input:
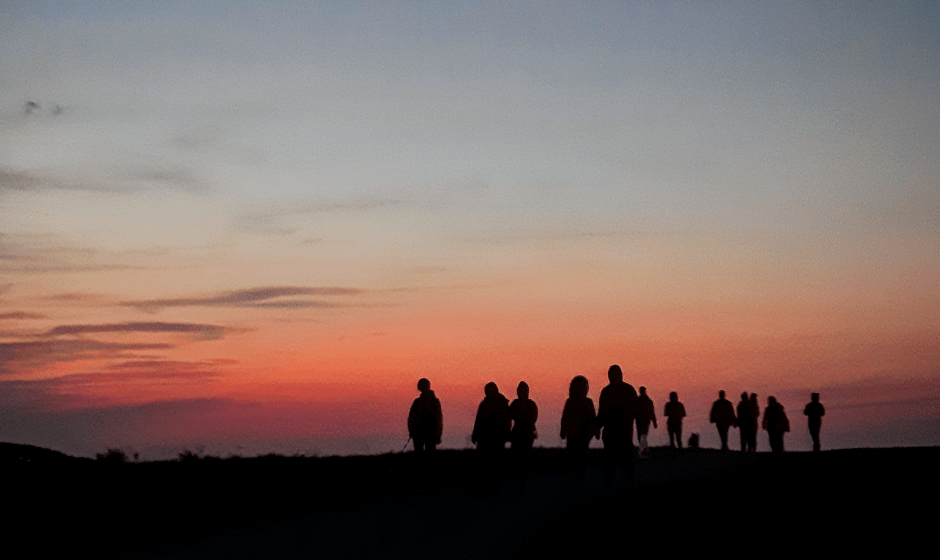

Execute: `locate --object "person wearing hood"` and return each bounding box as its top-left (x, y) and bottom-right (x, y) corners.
top-left (408, 378), bottom-right (443, 453)
top-left (472, 382), bottom-right (511, 490)
top-left (472, 382), bottom-right (511, 451)
top-left (509, 381), bottom-right (538, 488)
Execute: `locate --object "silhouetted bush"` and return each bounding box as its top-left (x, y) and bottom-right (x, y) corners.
top-left (96, 448), bottom-right (131, 463)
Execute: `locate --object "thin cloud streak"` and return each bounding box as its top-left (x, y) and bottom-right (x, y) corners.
top-left (233, 198), bottom-right (404, 235)
top-left (0, 311), bottom-right (47, 320)
top-left (0, 339), bottom-right (175, 376)
top-left (0, 165), bottom-right (206, 194)
top-left (122, 286), bottom-right (366, 313)
top-left (46, 321), bottom-right (229, 339)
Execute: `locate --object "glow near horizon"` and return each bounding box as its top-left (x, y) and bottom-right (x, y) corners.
top-left (1, 1), bottom-right (937, 457)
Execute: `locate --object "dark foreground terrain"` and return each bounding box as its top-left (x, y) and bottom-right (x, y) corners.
top-left (4, 444), bottom-right (935, 558)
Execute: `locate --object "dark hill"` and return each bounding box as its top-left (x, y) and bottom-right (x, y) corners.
top-left (3, 445), bottom-right (934, 558)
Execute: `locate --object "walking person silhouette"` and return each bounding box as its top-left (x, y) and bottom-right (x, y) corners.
top-left (804, 393), bottom-right (825, 452)
top-left (709, 390), bottom-right (737, 451)
top-left (664, 392), bottom-right (686, 450)
top-left (636, 386), bottom-right (657, 458)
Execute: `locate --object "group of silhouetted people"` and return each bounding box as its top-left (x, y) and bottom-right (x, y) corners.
top-left (407, 369), bottom-right (827, 486)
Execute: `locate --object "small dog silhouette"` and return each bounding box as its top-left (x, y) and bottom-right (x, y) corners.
top-left (688, 433), bottom-right (699, 449)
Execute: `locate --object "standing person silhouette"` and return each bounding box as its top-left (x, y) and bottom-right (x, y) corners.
top-left (636, 386), bottom-right (657, 458)
top-left (709, 390), bottom-right (737, 451)
top-left (736, 392), bottom-right (753, 453)
top-left (508, 381), bottom-right (538, 488)
top-left (804, 393), bottom-right (825, 452)
top-left (596, 365), bottom-right (639, 483)
top-left (748, 393), bottom-right (760, 452)
top-left (472, 382), bottom-right (511, 489)
top-left (408, 378), bottom-right (443, 453)
top-left (762, 396), bottom-right (790, 453)
top-left (664, 392), bottom-right (686, 450)
top-left (560, 375), bottom-right (597, 483)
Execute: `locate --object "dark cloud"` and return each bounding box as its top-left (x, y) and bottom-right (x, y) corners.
top-left (46, 321), bottom-right (228, 340)
top-left (122, 286), bottom-right (365, 313)
top-left (0, 339), bottom-right (174, 376)
top-left (0, 311), bottom-right (47, 320)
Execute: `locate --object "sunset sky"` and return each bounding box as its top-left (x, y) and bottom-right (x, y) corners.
top-left (2, 1), bottom-right (937, 458)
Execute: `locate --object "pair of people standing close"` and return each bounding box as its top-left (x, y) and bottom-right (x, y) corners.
top-left (560, 365), bottom-right (640, 484)
top-left (470, 381), bottom-right (539, 489)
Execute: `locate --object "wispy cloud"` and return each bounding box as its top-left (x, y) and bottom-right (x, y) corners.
top-left (233, 198), bottom-right (404, 235)
top-left (0, 339), bottom-right (175, 376)
top-left (0, 168), bottom-right (40, 191)
top-left (46, 321), bottom-right (229, 340)
top-left (0, 165), bottom-right (205, 194)
top-left (0, 234), bottom-right (147, 275)
top-left (122, 286), bottom-right (366, 313)
top-left (0, 311), bottom-right (47, 320)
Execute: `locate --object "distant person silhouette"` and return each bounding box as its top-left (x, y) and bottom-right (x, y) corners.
top-left (664, 392), bottom-right (686, 449)
top-left (636, 386), bottom-right (657, 458)
top-left (709, 390), bottom-right (737, 451)
top-left (509, 381), bottom-right (539, 488)
top-left (408, 378), bottom-right (443, 453)
top-left (804, 393), bottom-right (825, 452)
top-left (560, 375), bottom-right (597, 482)
top-left (748, 393), bottom-right (760, 452)
top-left (762, 396), bottom-right (790, 453)
top-left (736, 392), bottom-right (753, 453)
top-left (597, 365), bottom-right (639, 483)
top-left (472, 382), bottom-right (511, 490)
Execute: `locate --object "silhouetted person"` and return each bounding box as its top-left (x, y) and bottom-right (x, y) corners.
top-left (664, 392), bottom-right (686, 449)
top-left (560, 375), bottom-right (597, 483)
top-left (636, 386), bottom-right (657, 458)
top-left (408, 378), bottom-right (443, 453)
top-left (472, 382), bottom-right (510, 489)
top-left (748, 393), bottom-right (760, 452)
top-left (709, 390), bottom-right (737, 451)
top-left (804, 393), bottom-right (825, 452)
top-left (597, 365), bottom-right (638, 483)
top-left (762, 396), bottom-right (790, 453)
top-left (509, 381), bottom-right (538, 488)
top-left (736, 391), bottom-right (753, 453)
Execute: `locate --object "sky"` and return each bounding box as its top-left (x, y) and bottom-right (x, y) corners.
top-left (1, 1), bottom-right (938, 458)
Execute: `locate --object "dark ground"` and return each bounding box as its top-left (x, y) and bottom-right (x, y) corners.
top-left (3, 443), bottom-right (934, 558)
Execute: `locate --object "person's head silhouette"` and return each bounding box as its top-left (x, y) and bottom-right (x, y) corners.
top-left (517, 381), bottom-right (529, 399)
top-left (484, 382), bottom-right (499, 397)
top-left (570, 376), bottom-right (589, 399)
top-left (417, 378), bottom-right (431, 392)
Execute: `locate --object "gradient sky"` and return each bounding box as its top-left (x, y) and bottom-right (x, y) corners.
top-left (1, 1), bottom-right (937, 458)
